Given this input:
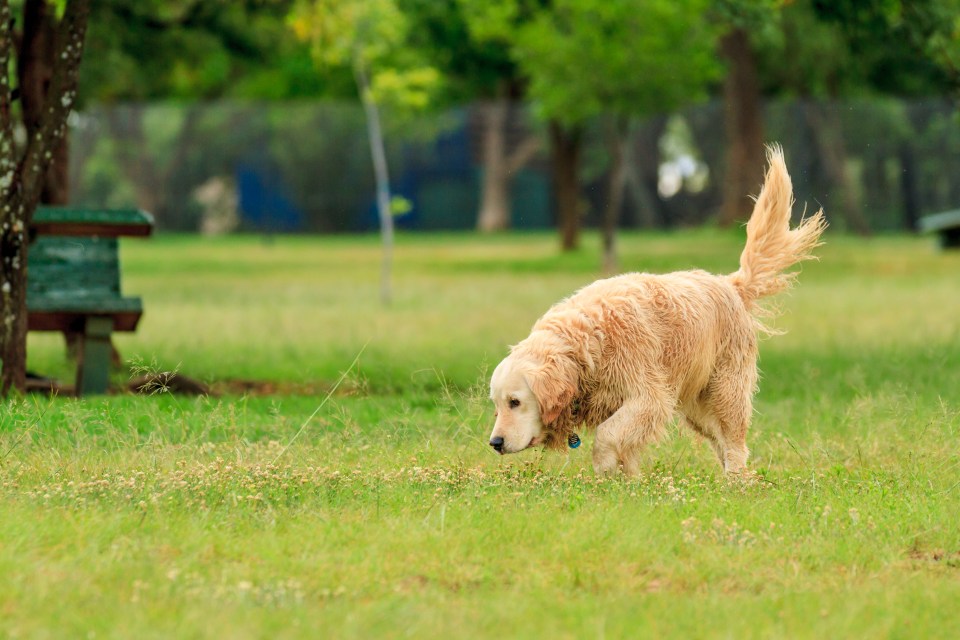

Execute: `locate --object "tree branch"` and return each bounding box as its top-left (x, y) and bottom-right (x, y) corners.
top-left (505, 135), bottom-right (541, 175)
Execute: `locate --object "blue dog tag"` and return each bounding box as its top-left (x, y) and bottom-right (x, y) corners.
top-left (568, 433), bottom-right (581, 449)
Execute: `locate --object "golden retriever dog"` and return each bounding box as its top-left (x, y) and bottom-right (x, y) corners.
top-left (488, 146), bottom-right (826, 475)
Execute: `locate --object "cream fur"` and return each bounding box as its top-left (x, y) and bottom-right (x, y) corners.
top-left (488, 146), bottom-right (826, 475)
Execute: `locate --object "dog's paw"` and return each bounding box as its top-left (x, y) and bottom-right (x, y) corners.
top-left (724, 467), bottom-right (760, 485)
top-left (592, 451), bottom-right (620, 477)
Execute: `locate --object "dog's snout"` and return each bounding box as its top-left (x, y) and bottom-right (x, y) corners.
top-left (489, 436), bottom-right (505, 453)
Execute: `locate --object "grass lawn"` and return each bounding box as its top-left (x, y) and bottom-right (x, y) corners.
top-left (3, 229), bottom-right (959, 638)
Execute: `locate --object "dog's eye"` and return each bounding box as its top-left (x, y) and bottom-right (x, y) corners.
top-left (509, 399), bottom-right (520, 409)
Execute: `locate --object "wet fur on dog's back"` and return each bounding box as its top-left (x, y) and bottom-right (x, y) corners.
top-left (488, 146), bottom-right (826, 474)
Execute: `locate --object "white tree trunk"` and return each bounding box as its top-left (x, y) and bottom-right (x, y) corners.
top-left (477, 100), bottom-right (510, 232)
top-left (354, 57), bottom-right (394, 305)
top-left (476, 98), bottom-right (541, 232)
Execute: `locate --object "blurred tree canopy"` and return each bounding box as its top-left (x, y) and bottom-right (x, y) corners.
top-left (62, 0), bottom-right (960, 244)
top-left (807, 0), bottom-right (959, 98)
top-left (746, 0), bottom-right (958, 232)
top-left (454, 0), bottom-right (721, 249)
top-left (80, 0), bottom-right (334, 102)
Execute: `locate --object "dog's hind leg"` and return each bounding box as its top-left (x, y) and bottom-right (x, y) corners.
top-left (701, 361), bottom-right (756, 475)
top-left (592, 394), bottom-right (672, 476)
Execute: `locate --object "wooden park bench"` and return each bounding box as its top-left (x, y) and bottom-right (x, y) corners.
top-left (27, 207), bottom-right (154, 395)
top-left (919, 209), bottom-right (960, 249)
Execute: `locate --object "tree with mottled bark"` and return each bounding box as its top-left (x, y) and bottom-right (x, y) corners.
top-left (0, 0), bottom-right (90, 396)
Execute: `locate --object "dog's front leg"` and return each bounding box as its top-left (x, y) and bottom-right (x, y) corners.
top-left (592, 397), bottom-right (671, 476)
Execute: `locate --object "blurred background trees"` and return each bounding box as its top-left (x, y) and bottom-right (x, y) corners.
top-left (47, 0), bottom-right (960, 245)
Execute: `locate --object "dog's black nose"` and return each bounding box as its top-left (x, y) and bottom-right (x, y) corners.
top-left (489, 436), bottom-right (505, 453)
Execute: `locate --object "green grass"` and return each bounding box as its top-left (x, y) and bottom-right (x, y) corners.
top-left (4, 230), bottom-right (960, 638)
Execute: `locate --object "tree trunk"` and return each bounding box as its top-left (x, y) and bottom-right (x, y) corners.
top-left (0, 220), bottom-right (28, 396)
top-left (476, 97), bottom-right (541, 232)
top-left (354, 56), bottom-right (394, 306)
top-left (803, 101), bottom-right (871, 235)
top-left (20, 0), bottom-right (79, 369)
top-left (0, 1), bottom-right (19, 394)
top-left (719, 27), bottom-right (765, 226)
top-left (549, 121), bottom-right (582, 251)
top-left (18, 0), bottom-right (68, 206)
top-left (602, 118), bottom-right (628, 274)
top-left (0, 0), bottom-right (90, 395)
top-left (623, 115), bottom-right (667, 228)
top-left (477, 98), bottom-right (510, 232)
top-left (898, 141), bottom-right (920, 232)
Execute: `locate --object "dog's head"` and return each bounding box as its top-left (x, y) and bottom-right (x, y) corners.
top-left (488, 351), bottom-right (578, 454)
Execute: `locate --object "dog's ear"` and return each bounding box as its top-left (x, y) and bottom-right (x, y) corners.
top-left (527, 355), bottom-right (578, 426)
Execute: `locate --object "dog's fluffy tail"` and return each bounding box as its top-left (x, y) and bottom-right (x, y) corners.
top-left (729, 145), bottom-right (827, 323)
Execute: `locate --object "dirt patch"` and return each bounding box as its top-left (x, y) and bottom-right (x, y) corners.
top-left (907, 549), bottom-right (960, 567)
top-left (26, 370), bottom-right (338, 398)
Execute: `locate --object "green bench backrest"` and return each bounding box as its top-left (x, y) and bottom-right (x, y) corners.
top-left (27, 236), bottom-right (124, 306)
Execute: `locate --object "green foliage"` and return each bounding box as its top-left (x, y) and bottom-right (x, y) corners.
top-left (455, 0), bottom-right (527, 43)
top-left (712, 0), bottom-right (786, 62)
top-left (289, 0), bottom-right (441, 112)
top-left (455, 0), bottom-right (721, 126)
top-left (74, 0), bottom-right (959, 112)
top-left (757, 0), bottom-right (956, 98)
top-left (711, 0), bottom-right (783, 32)
top-left (79, 0), bottom-right (330, 102)
top-left (390, 194), bottom-right (413, 216)
top-left (398, 0), bottom-right (518, 100)
top-left (290, 0), bottom-right (406, 68)
top-left (368, 66), bottom-right (441, 110)
top-left (759, 1), bottom-right (861, 97)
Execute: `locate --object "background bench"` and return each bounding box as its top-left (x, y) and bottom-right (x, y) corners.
top-left (27, 207), bottom-right (154, 395)
top-left (919, 209), bottom-right (960, 249)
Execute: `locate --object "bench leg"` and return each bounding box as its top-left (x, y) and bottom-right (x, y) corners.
top-left (76, 317), bottom-right (115, 396)
top-left (942, 228), bottom-right (960, 249)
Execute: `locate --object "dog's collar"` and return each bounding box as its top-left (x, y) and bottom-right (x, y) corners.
top-left (567, 397), bottom-right (583, 448)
